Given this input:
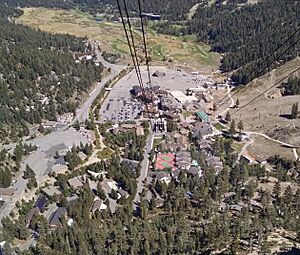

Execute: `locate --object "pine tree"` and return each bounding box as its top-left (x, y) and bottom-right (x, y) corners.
top-left (273, 181), bottom-right (281, 198)
top-left (291, 102), bottom-right (298, 119)
top-left (237, 120), bottom-right (244, 133)
top-left (225, 111), bottom-right (231, 122)
top-left (229, 119), bottom-right (236, 135)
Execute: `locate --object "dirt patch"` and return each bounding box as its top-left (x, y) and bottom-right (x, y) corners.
top-left (248, 134), bottom-right (295, 161)
top-left (228, 58), bottom-right (300, 146)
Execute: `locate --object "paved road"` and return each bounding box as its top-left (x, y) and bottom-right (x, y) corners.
top-left (74, 44), bottom-right (125, 123)
top-left (133, 131), bottom-right (154, 209)
top-left (0, 45), bottom-right (125, 223)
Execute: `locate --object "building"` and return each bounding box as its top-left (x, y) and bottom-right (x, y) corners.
top-left (49, 207), bottom-right (67, 228)
top-left (130, 86), bottom-right (142, 96)
top-left (78, 151), bottom-right (87, 162)
top-left (91, 198), bottom-right (107, 213)
top-left (34, 194), bottom-right (47, 212)
top-left (195, 111), bottom-right (209, 122)
top-left (141, 13), bottom-right (162, 21)
top-left (41, 186), bottom-right (62, 197)
top-left (122, 159), bottom-right (140, 172)
top-left (155, 172), bottom-right (171, 184)
top-left (186, 167), bottom-right (202, 177)
top-left (152, 70), bottom-right (166, 77)
top-left (192, 122), bottom-right (213, 140)
top-left (0, 199), bottom-right (5, 210)
top-left (136, 126), bottom-right (145, 136)
top-left (170, 91), bottom-right (197, 104)
top-left (67, 177), bottom-right (84, 190)
top-left (153, 118), bottom-right (167, 133)
top-left (26, 208), bottom-right (39, 227)
top-left (118, 188), bottom-right (129, 199)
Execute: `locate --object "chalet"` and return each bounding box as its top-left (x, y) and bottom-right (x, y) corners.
top-left (155, 172), bottom-right (171, 184)
top-left (197, 140), bottom-right (212, 152)
top-left (192, 122), bottom-right (212, 139)
top-left (186, 167), bottom-right (202, 177)
top-left (118, 188), bottom-right (129, 199)
top-left (42, 186), bottom-right (62, 197)
top-left (0, 199), bottom-right (5, 210)
top-left (229, 204), bottom-right (244, 214)
top-left (176, 161), bottom-right (191, 170)
top-left (49, 207), bottom-right (67, 228)
top-left (122, 159), bottom-right (140, 172)
top-left (206, 155), bottom-right (223, 173)
top-left (78, 151), bottom-right (87, 162)
top-left (91, 199), bottom-right (107, 213)
top-left (171, 169), bottom-right (181, 179)
top-left (26, 208), bottom-right (39, 227)
top-left (141, 13), bottom-right (162, 21)
top-left (101, 179), bottom-right (118, 194)
top-left (87, 170), bottom-right (107, 179)
top-left (34, 194), bottom-right (47, 212)
top-left (223, 192), bottom-right (236, 201)
top-left (67, 177), bottom-right (84, 190)
top-left (54, 155), bottom-right (66, 165)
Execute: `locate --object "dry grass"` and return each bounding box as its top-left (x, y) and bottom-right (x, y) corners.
top-left (228, 58), bottom-right (300, 146)
top-left (17, 8), bottom-right (219, 72)
top-left (248, 135), bottom-right (295, 161)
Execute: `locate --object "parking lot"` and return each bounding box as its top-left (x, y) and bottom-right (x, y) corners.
top-left (99, 66), bottom-right (215, 123)
top-left (101, 97), bottom-right (144, 123)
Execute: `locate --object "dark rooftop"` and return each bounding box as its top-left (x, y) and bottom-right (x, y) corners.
top-left (49, 207), bottom-right (67, 227)
top-left (34, 194), bottom-right (47, 211)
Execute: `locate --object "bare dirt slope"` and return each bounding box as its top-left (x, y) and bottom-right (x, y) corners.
top-left (230, 57), bottom-right (300, 146)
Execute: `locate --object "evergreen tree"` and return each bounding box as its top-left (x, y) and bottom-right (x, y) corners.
top-left (273, 181), bottom-right (281, 198)
top-left (237, 120), bottom-right (244, 133)
top-left (229, 119), bottom-right (236, 135)
top-left (225, 111), bottom-right (231, 122)
top-left (291, 103), bottom-right (298, 119)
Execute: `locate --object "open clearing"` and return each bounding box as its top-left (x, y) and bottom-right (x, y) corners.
top-left (247, 135), bottom-right (295, 161)
top-left (18, 8), bottom-right (219, 72)
top-left (227, 58), bottom-right (300, 147)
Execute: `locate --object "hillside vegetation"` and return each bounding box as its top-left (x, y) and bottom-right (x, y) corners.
top-left (189, 0), bottom-right (299, 84)
top-left (0, 5), bottom-right (103, 141)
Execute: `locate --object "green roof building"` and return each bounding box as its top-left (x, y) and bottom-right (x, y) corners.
top-left (196, 111), bottom-right (209, 122)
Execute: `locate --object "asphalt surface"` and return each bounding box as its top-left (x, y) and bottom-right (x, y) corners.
top-left (0, 45), bottom-right (125, 223)
top-left (133, 131), bottom-right (154, 210)
top-left (99, 66), bottom-right (205, 123)
top-left (75, 44), bottom-right (125, 123)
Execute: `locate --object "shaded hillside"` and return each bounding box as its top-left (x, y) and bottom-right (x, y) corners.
top-left (189, 0), bottom-right (299, 84)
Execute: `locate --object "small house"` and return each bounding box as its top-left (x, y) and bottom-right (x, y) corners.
top-left (91, 199), bottom-right (107, 213)
top-left (49, 207), bottom-right (67, 228)
top-left (67, 177), bottom-right (84, 190)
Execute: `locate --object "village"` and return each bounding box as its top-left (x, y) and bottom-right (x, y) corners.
top-left (0, 38), bottom-right (298, 254)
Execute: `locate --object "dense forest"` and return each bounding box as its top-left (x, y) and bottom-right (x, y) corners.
top-left (0, 137), bottom-right (297, 255)
top-left (188, 0), bottom-right (299, 84)
top-left (0, 4), bottom-right (103, 141)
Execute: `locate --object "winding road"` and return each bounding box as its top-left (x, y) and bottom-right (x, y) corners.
top-left (74, 44), bottom-right (125, 123)
top-left (218, 86), bottom-right (299, 161)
